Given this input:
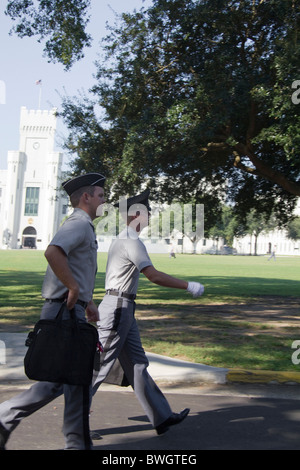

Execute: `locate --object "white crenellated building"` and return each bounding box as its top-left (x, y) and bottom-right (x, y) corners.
top-left (0, 106), bottom-right (68, 250)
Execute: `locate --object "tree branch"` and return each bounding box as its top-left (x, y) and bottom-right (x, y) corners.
top-left (233, 151), bottom-right (259, 175)
top-left (234, 143), bottom-right (300, 196)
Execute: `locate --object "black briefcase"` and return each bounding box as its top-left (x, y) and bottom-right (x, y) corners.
top-left (24, 303), bottom-right (98, 385)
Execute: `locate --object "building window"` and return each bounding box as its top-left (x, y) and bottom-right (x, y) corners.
top-left (24, 187), bottom-right (40, 216)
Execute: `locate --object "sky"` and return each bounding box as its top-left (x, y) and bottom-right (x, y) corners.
top-left (0, 0), bottom-right (152, 170)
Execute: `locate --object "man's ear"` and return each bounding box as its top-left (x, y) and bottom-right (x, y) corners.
top-left (82, 192), bottom-right (90, 203)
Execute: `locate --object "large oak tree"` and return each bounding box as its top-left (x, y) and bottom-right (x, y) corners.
top-left (7, 1), bottom-right (299, 228)
top-left (61, 0), bottom-right (300, 227)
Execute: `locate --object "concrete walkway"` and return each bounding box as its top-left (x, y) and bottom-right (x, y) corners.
top-left (1, 333), bottom-right (300, 450)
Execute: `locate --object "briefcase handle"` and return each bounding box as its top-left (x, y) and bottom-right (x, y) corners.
top-left (55, 302), bottom-right (77, 323)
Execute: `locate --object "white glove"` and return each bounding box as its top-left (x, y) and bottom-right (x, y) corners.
top-left (187, 281), bottom-right (205, 297)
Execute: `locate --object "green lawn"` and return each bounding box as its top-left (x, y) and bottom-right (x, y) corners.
top-left (0, 250), bottom-right (299, 371)
top-left (137, 253), bottom-right (300, 303)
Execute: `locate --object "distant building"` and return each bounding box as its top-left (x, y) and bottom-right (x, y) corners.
top-left (97, 199), bottom-right (300, 255)
top-left (0, 106), bottom-right (68, 250)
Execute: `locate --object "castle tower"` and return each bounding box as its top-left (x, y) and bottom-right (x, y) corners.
top-left (0, 107), bottom-right (68, 249)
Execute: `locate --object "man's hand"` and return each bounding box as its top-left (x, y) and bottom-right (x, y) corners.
top-left (86, 301), bottom-right (99, 322)
top-left (187, 281), bottom-right (205, 297)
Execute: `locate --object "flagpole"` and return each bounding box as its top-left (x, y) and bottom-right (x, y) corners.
top-left (36, 80), bottom-right (42, 109)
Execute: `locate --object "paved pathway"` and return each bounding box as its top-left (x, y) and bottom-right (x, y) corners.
top-left (1, 332), bottom-right (300, 451)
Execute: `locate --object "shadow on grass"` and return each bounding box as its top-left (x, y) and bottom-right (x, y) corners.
top-left (1, 269), bottom-right (300, 311)
top-left (0, 271), bottom-right (45, 306)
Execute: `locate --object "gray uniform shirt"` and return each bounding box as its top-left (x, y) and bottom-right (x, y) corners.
top-left (105, 226), bottom-right (153, 295)
top-left (42, 208), bottom-right (98, 302)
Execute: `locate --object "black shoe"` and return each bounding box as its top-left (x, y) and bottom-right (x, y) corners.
top-left (156, 408), bottom-right (190, 435)
top-left (0, 423), bottom-right (10, 450)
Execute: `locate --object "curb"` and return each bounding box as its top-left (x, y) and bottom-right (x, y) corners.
top-left (226, 369), bottom-right (300, 385)
top-left (147, 354), bottom-right (300, 386)
top-left (147, 352), bottom-right (228, 385)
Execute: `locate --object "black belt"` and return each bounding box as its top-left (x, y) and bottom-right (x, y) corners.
top-left (106, 289), bottom-right (136, 300)
top-left (45, 298), bottom-right (88, 309)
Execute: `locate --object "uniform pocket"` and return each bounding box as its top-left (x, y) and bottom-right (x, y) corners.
top-left (87, 240), bottom-right (98, 266)
top-left (98, 297), bottom-right (124, 331)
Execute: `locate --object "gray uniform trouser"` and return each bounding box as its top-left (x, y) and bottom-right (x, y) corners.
top-left (0, 302), bottom-right (91, 450)
top-left (0, 297), bottom-right (172, 447)
top-left (92, 295), bottom-right (172, 427)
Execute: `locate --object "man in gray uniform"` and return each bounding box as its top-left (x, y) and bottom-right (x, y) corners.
top-left (92, 189), bottom-right (204, 435)
top-left (0, 173), bottom-right (105, 450)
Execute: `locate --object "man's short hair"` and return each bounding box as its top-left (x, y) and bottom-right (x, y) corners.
top-left (70, 186), bottom-right (96, 208)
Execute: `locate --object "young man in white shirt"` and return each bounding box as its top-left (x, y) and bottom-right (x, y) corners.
top-left (92, 189), bottom-right (204, 435)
